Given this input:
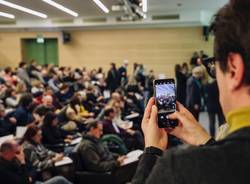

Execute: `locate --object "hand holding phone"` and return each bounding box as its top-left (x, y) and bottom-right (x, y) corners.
top-left (154, 79), bottom-right (178, 128)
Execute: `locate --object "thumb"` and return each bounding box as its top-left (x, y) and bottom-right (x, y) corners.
top-left (149, 105), bottom-right (158, 123)
top-left (168, 111), bottom-right (182, 121)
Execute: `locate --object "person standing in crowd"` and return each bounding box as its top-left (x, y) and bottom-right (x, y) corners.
top-left (132, 1), bottom-right (250, 184)
top-left (106, 63), bottom-right (120, 92)
top-left (134, 64), bottom-right (146, 87)
top-left (205, 80), bottom-right (225, 137)
top-left (175, 64), bottom-right (187, 105)
top-left (186, 66), bottom-right (204, 120)
top-left (190, 51), bottom-right (199, 67)
top-left (199, 50), bottom-right (209, 59)
top-left (181, 62), bottom-right (190, 77)
top-left (77, 120), bottom-right (126, 172)
top-left (16, 62), bottom-right (31, 88)
top-left (0, 140), bottom-right (72, 184)
top-left (118, 60), bottom-right (129, 88)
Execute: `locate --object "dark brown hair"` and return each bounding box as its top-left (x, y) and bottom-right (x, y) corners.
top-left (211, 0), bottom-right (250, 85)
top-left (20, 125), bottom-right (40, 144)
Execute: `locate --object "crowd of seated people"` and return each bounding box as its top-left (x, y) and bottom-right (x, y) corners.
top-left (0, 60), bottom-right (153, 183)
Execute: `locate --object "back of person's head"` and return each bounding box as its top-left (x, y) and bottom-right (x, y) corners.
top-left (4, 67), bottom-right (12, 74)
top-left (175, 64), bottom-right (182, 74)
top-left (21, 125), bottom-right (40, 144)
top-left (192, 66), bottom-right (204, 78)
top-left (70, 95), bottom-right (81, 107)
top-left (4, 88), bottom-right (14, 98)
top-left (43, 112), bottom-right (57, 127)
top-left (104, 107), bottom-right (115, 117)
top-left (0, 104), bottom-right (5, 113)
top-left (211, 0), bottom-right (250, 85)
top-left (18, 93), bottom-right (33, 107)
top-left (34, 105), bottom-right (50, 117)
top-left (110, 63), bottom-right (116, 69)
top-left (111, 92), bottom-right (121, 100)
top-left (60, 83), bottom-right (69, 91)
top-left (19, 62), bottom-right (26, 68)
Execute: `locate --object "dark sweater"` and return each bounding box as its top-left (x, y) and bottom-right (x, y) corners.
top-left (0, 157), bottom-right (30, 184)
top-left (132, 127), bottom-right (250, 184)
top-left (42, 125), bottom-right (65, 145)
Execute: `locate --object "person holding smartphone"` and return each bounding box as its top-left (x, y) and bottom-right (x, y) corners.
top-left (132, 0), bottom-right (250, 183)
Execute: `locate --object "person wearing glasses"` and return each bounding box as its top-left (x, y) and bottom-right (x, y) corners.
top-left (132, 0), bottom-right (250, 183)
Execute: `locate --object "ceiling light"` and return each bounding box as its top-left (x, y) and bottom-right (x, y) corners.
top-left (142, 0), bottom-right (147, 12)
top-left (93, 0), bottom-right (110, 13)
top-left (42, 0), bottom-right (78, 17)
top-left (0, 0), bottom-right (47, 18)
top-left (0, 11), bottom-right (15, 19)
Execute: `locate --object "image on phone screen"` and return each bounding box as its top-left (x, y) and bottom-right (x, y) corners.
top-left (155, 82), bottom-right (176, 114)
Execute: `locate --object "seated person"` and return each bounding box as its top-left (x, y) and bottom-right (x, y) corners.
top-left (77, 120), bottom-right (126, 172)
top-left (101, 107), bottom-right (144, 150)
top-left (42, 112), bottom-right (74, 154)
top-left (0, 139), bottom-right (72, 184)
top-left (10, 93), bottom-right (34, 126)
top-left (56, 84), bottom-right (74, 105)
top-left (0, 104), bottom-right (16, 136)
top-left (21, 125), bottom-right (64, 178)
top-left (32, 105), bottom-right (51, 127)
top-left (4, 88), bottom-right (18, 109)
top-left (42, 112), bottom-right (72, 145)
top-left (41, 95), bottom-right (56, 112)
top-left (66, 95), bottom-right (93, 124)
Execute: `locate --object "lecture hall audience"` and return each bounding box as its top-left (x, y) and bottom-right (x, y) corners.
top-left (0, 53), bottom-right (220, 183)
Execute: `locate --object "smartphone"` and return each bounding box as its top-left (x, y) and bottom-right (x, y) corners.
top-left (154, 79), bottom-right (178, 128)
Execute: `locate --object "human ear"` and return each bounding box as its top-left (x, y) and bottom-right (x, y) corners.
top-left (227, 53), bottom-right (244, 90)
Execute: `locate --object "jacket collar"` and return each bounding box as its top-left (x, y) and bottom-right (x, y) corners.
top-left (226, 106), bottom-right (250, 134)
top-left (82, 134), bottom-right (99, 143)
top-left (223, 127), bottom-right (250, 142)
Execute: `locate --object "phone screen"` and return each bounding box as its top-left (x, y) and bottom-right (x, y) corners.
top-left (154, 79), bottom-right (178, 128)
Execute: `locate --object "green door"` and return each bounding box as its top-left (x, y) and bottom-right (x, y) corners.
top-left (22, 38), bottom-right (58, 66)
top-left (45, 39), bottom-right (58, 66)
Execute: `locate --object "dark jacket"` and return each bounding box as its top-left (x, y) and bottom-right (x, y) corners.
top-left (0, 117), bottom-right (15, 136)
top-left (101, 119), bottom-right (128, 138)
top-left (106, 68), bottom-right (120, 92)
top-left (204, 81), bottom-right (222, 113)
top-left (77, 134), bottom-right (119, 172)
top-left (10, 106), bottom-right (34, 126)
top-left (0, 157), bottom-right (30, 184)
top-left (42, 125), bottom-right (65, 145)
top-left (132, 127), bottom-right (250, 184)
top-left (176, 71), bottom-right (187, 105)
top-left (186, 76), bottom-right (202, 108)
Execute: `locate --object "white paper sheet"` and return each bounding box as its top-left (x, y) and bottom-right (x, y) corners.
top-left (122, 149), bottom-right (143, 166)
top-left (70, 137), bottom-right (82, 145)
top-left (54, 156), bottom-right (73, 167)
top-left (0, 135), bottom-right (14, 145)
top-left (125, 113), bottom-right (140, 120)
top-left (16, 126), bottom-right (28, 138)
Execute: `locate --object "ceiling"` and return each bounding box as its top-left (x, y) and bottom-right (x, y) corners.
top-left (0, 0), bottom-right (229, 30)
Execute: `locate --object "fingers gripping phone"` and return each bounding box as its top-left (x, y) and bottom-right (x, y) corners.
top-left (154, 79), bottom-right (178, 128)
